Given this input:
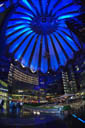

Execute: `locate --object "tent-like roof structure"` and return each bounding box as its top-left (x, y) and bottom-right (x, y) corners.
top-left (0, 0), bottom-right (83, 73)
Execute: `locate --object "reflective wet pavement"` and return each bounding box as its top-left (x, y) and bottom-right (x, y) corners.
top-left (0, 112), bottom-right (84, 128)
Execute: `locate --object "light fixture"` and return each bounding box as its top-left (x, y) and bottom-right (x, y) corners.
top-left (21, 63), bottom-right (25, 68)
top-left (0, 3), bottom-right (4, 7)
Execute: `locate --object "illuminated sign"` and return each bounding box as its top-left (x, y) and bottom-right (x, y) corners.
top-left (0, 80), bottom-right (8, 87)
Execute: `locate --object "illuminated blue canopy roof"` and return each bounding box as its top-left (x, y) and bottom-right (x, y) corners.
top-left (5, 0), bottom-right (82, 73)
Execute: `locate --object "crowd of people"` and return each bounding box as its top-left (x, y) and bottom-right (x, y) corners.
top-left (0, 99), bottom-right (23, 116)
top-left (9, 101), bottom-right (23, 115)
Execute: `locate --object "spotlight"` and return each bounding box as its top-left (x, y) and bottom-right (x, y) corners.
top-left (21, 64), bottom-right (25, 68)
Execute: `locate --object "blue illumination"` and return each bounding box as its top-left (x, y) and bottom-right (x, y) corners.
top-left (6, 28), bottom-right (33, 44)
top-left (41, 36), bottom-right (48, 73)
top-left (14, 33), bottom-right (35, 60)
top-left (71, 31), bottom-right (81, 48)
top-left (54, 5), bottom-right (81, 17)
top-left (42, 0), bottom-right (47, 14)
top-left (6, 26), bottom-right (31, 37)
top-left (72, 114), bottom-right (85, 124)
top-left (16, 7), bottom-right (34, 18)
top-left (21, 34), bottom-right (38, 67)
top-left (22, 0), bottom-right (32, 10)
top-left (58, 14), bottom-right (80, 20)
top-left (47, 35), bottom-right (58, 71)
top-left (21, 0), bottom-right (37, 16)
top-left (0, 0), bottom-right (18, 13)
top-left (5, 0), bottom-right (10, 8)
top-left (9, 32), bottom-right (34, 53)
top-left (11, 13), bottom-right (33, 20)
top-left (30, 36), bottom-right (41, 72)
top-left (0, 6), bottom-right (5, 13)
top-left (13, 25), bottom-right (29, 31)
top-left (7, 21), bottom-right (30, 27)
top-left (5, 0), bottom-right (82, 73)
top-left (52, 0), bottom-right (73, 15)
top-left (12, 0), bottom-right (18, 4)
top-left (55, 32), bottom-right (74, 59)
top-left (20, 17), bottom-right (32, 21)
top-left (51, 34), bottom-right (67, 66)
top-left (56, 30), bottom-right (79, 51)
top-left (48, 0), bottom-right (57, 14)
top-left (72, 114), bottom-right (77, 118)
top-left (78, 118), bottom-right (85, 123)
top-left (52, 4), bottom-right (80, 17)
top-left (31, 0), bottom-right (41, 14)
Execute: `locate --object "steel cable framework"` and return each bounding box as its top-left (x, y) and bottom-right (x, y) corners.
top-left (4, 0), bottom-right (82, 73)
